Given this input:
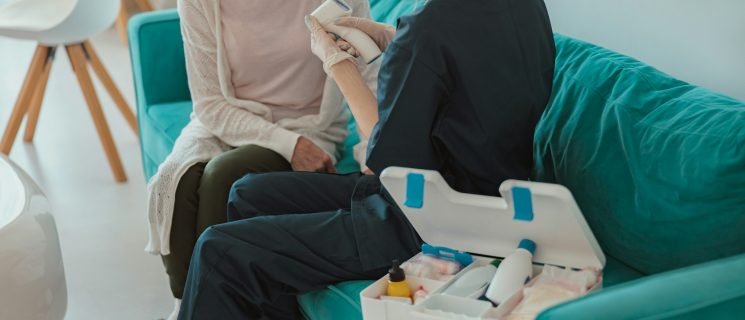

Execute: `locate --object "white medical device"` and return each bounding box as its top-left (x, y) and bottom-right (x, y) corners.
top-left (311, 0), bottom-right (383, 64)
top-left (485, 239), bottom-right (537, 305)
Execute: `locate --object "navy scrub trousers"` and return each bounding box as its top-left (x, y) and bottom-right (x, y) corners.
top-left (178, 172), bottom-right (422, 320)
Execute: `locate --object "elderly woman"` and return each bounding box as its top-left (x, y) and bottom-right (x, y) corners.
top-left (146, 0), bottom-right (377, 318)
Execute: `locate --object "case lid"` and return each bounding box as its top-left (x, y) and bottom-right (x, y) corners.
top-left (380, 167), bottom-right (605, 270)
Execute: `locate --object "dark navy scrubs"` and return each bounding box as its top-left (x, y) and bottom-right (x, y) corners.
top-left (178, 0), bottom-right (555, 319)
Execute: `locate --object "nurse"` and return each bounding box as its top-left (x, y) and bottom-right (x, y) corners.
top-left (178, 0), bottom-right (556, 318)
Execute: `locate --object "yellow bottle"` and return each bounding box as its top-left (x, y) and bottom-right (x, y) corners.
top-left (386, 260), bottom-right (411, 298)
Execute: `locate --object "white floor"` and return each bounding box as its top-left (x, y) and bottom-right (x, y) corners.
top-left (0, 28), bottom-right (173, 319)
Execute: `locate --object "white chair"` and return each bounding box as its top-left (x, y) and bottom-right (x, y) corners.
top-left (0, 0), bottom-right (137, 182)
top-left (0, 155), bottom-right (66, 320)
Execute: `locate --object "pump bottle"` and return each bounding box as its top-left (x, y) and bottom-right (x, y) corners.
top-left (485, 239), bottom-right (536, 305)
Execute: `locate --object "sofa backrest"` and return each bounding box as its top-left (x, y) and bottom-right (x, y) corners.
top-left (370, 0), bottom-right (420, 24)
top-left (534, 35), bottom-right (745, 275)
top-left (128, 10), bottom-right (191, 109)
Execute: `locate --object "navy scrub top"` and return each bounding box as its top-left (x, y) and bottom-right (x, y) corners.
top-left (352, 0), bottom-right (556, 271)
top-left (367, 0), bottom-right (556, 196)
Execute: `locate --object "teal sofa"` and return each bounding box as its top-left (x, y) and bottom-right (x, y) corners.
top-left (129, 2), bottom-right (745, 319)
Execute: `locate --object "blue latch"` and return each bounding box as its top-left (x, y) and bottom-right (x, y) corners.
top-left (512, 186), bottom-right (534, 221)
top-left (422, 244), bottom-right (474, 267)
top-left (405, 172), bottom-right (424, 209)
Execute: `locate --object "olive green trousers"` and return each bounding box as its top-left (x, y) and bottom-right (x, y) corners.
top-left (161, 144), bottom-right (291, 298)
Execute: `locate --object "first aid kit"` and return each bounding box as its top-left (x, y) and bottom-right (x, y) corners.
top-left (360, 167), bottom-right (606, 319)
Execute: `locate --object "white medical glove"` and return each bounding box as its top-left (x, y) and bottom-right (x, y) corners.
top-left (335, 17), bottom-right (396, 51)
top-left (305, 16), bottom-right (357, 73)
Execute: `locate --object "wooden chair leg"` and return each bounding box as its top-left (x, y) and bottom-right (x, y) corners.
top-left (134, 0), bottom-right (155, 12)
top-left (66, 44), bottom-right (127, 182)
top-left (1, 46), bottom-right (49, 154)
top-left (116, 1), bottom-right (129, 45)
top-left (23, 47), bottom-right (57, 142)
top-left (82, 41), bottom-right (138, 134)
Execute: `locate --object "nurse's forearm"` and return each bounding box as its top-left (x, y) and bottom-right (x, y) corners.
top-left (329, 60), bottom-right (378, 138)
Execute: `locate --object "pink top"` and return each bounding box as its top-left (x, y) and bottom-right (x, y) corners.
top-left (220, 0), bottom-right (325, 122)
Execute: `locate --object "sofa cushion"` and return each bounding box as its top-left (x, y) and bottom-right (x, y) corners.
top-left (298, 280), bottom-right (373, 320)
top-left (139, 101), bottom-right (193, 180)
top-left (147, 101), bottom-right (193, 145)
top-left (141, 101), bottom-right (364, 178)
top-left (534, 35), bottom-right (745, 275)
top-left (602, 255), bottom-right (644, 287)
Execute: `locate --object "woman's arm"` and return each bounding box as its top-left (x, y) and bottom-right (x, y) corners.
top-left (348, 0), bottom-right (382, 98)
top-left (329, 60), bottom-right (378, 139)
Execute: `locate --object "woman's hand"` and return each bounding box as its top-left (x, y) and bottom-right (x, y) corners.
top-left (292, 137), bottom-right (336, 173)
top-left (305, 16), bottom-right (356, 73)
top-left (335, 17), bottom-right (396, 51)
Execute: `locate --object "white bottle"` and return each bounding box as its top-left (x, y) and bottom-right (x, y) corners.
top-left (485, 239), bottom-right (536, 305)
top-left (442, 260), bottom-right (500, 298)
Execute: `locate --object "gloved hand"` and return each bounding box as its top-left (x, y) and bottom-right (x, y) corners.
top-left (335, 17), bottom-right (396, 51)
top-left (305, 15), bottom-right (357, 73)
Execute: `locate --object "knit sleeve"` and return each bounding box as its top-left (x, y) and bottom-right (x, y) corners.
top-left (178, 0), bottom-right (301, 161)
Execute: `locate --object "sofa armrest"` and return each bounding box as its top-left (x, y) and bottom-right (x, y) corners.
top-left (537, 253), bottom-right (745, 319)
top-left (128, 9), bottom-right (192, 180)
top-left (128, 9), bottom-right (191, 112)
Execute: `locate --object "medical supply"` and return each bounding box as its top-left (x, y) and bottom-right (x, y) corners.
top-left (400, 244), bottom-right (470, 281)
top-left (442, 260), bottom-right (500, 298)
top-left (380, 295), bottom-right (412, 305)
top-left (387, 260), bottom-right (412, 298)
top-left (485, 239), bottom-right (536, 305)
top-left (401, 258), bottom-right (437, 279)
top-left (310, 0), bottom-right (382, 63)
top-left (503, 266), bottom-right (600, 320)
top-left (422, 244), bottom-right (474, 267)
top-left (402, 254), bottom-right (463, 280)
top-left (413, 287), bottom-right (429, 304)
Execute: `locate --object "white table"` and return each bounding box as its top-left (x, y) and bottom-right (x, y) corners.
top-left (0, 156), bottom-right (66, 320)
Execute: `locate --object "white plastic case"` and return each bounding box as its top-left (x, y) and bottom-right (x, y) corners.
top-left (360, 167), bottom-right (606, 319)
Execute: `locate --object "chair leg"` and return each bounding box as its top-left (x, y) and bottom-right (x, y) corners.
top-left (116, 1), bottom-right (129, 44)
top-left (134, 0), bottom-right (155, 11)
top-left (23, 47), bottom-right (57, 142)
top-left (1, 46), bottom-right (49, 154)
top-left (82, 41), bottom-right (138, 135)
top-left (66, 44), bottom-right (127, 182)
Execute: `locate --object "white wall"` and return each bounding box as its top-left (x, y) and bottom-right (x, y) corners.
top-left (545, 0), bottom-right (745, 101)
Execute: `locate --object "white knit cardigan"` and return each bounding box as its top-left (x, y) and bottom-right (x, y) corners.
top-left (146, 0), bottom-right (379, 255)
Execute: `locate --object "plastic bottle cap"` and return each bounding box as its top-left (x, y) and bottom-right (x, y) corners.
top-left (389, 260), bottom-right (406, 282)
top-left (518, 239), bottom-right (537, 255)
